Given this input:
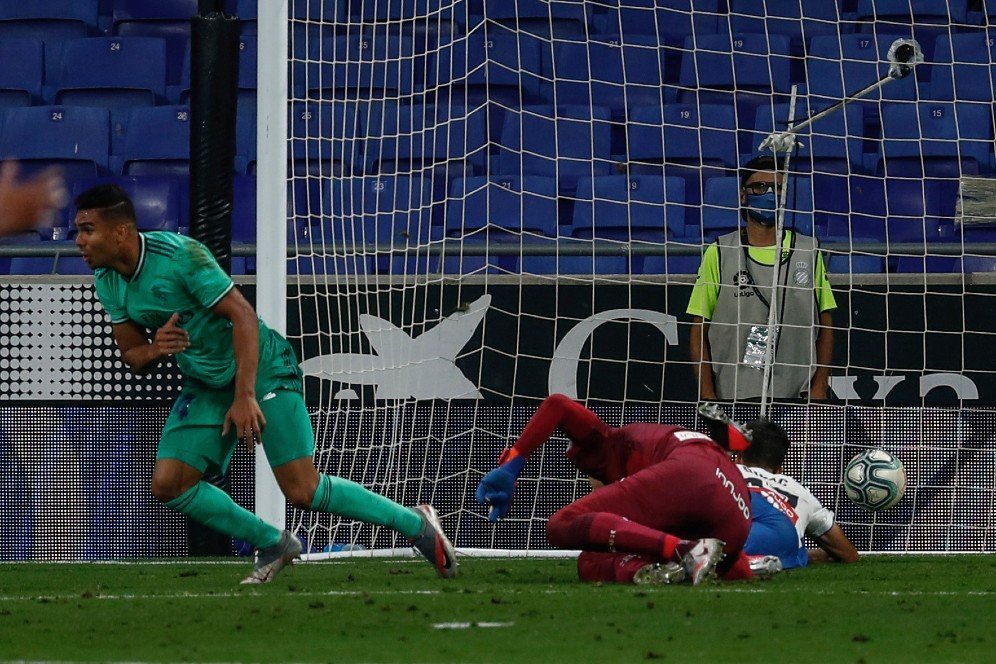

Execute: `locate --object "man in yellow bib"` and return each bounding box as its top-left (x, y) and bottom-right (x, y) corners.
top-left (687, 156), bottom-right (836, 401)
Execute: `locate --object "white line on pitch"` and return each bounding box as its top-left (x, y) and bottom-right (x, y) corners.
top-left (0, 589), bottom-right (441, 602)
top-left (433, 622), bottom-right (515, 630)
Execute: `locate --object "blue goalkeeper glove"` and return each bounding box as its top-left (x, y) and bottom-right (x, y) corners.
top-left (475, 449), bottom-right (527, 522)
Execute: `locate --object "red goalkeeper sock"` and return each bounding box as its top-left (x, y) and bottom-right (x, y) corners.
top-left (548, 511), bottom-right (668, 558)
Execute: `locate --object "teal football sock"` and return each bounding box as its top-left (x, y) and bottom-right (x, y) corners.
top-left (311, 474), bottom-right (422, 538)
top-left (166, 482), bottom-right (282, 549)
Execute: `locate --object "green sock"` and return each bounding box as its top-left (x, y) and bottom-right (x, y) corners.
top-left (311, 475), bottom-right (422, 538)
top-left (166, 482), bottom-right (282, 549)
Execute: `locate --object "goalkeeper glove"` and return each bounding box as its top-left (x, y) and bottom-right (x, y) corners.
top-left (475, 448), bottom-right (527, 522)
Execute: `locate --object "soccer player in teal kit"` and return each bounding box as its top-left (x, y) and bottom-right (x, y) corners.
top-left (75, 184), bottom-right (456, 583)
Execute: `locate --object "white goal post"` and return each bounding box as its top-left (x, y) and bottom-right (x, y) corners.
top-left (255, 0), bottom-right (996, 556)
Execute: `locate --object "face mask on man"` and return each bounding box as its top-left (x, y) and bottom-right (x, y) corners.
top-left (745, 191), bottom-right (777, 226)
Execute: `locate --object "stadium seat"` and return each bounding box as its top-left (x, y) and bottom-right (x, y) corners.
top-left (51, 37), bottom-right (167, 107)
top-left (235, 96), bottom-right (256, 174)
top-left (427, 25), bottom-right (545, 105)
top-left (288, 99), bottom-right (358, 177)
top-left (112, 106), bottom-right (190, 177)
top-left (231, 174), bottom-right (256, 243)
top-left (0, 38), bottom-right (43, 106)
top-left (361, 103), bottom-right (488, 183)
top-left (443, 176), bottom-right (558, 275)
top-left (853, 0), bottom-right (968, 62)
top-left (807, 33), bottom-right (924, 107)
top-left (930, 33), bottom-right (995, 103)
top-left (467, 0), bottom-right (589, 39)
top-left (326, 175), bottom-right (438, 275)
top-left (750, 101), bottom-right (866, 174)
top-left (595, 0), bottom-right (723, 78)
top-left (0, 0), bottom-right (100, 84)
top-left (729, 0), bottom-right (844, 51)
top-left (548, 34), bottom-right (671, 114)
top-left (678, 31), bottom-right (793, 110)
top-left (571, 175), bottom-right (685, 243)
top-left (876, 102), bottom-right (991, 177)
top-left (288, 0), bottom-right (346, 59)
top-left (701, 177), bottom-right (742, 242)
top-left (295, 35), bottom-right (417, 100)
top-left (0, 0), bottom-right (98, 41)
top-left (448, 175), bottom-right (559, 236)
top-left (0, 106), bottom-right (109, 178)
top-left (111, 0), bottom-right (196, 86)
top-left (497, 105), bottom-right (615, 195)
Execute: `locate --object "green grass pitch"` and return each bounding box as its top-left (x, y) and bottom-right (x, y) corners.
top-left (1, 555), bottom-right (994, 663)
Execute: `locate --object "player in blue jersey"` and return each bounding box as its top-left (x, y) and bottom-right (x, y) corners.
top-left (736, 418), bottom-right (858, 567)
top-left (74, 184), bottom-right (457, 583)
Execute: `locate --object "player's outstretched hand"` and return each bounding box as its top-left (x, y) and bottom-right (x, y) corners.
top-left (153, 313), bottom-right (190, 357)
top-left (475, 465), bottom-right (518, 522)
top-left (223, 394), bottom-right (267, 450)
top-left (0, 161), bottom-right (67, 236)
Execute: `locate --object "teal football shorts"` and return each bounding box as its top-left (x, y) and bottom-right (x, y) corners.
top-left (157, 386), bottom-right (315, 473)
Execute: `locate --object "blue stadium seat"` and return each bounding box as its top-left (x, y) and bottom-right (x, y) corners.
top-left (877, 102), bottom-right (991, 177)
top-left (594, 0), bottom-right (723, 60)
top-left (467, 0), bottom-right (590, 39)
top-left (427, 25), bottom-right (545, 105)
top-left (443, 176), bottom-right (558, 274)
top-left (52, 37), bottom-right (166, 107)
top-left (448, 175), bottom-right (559, 236)
top-left (729, 0), bottom-right (845, 51)
top-left (571, 175), bottom-right (685, 242)
top-left (0, 106), bottom-right (109, 178)
top-left (288, 0), bottom-right (346, 59)
top-left (548, 34), bottom-right (671, 113)
top-left (497, 105), bottom-right (615, 194)
top-left (678, 31), bottom-right (793, 110)
top-left (112, 0), bottom-right (196, 86)
top-left (361, 103), bottom-right (487, 183)
top-left (288, 100), bottom-right (358, 177)
top-left (295, 35), bottom-right (417, 100)
top-left (231, 174), bottom-right (256, 243)
top-left (112, 106), bottom-right (190, 177)
top-left (807, 33), bottom-right (924, 107)
top-left (701, 177), bottom-right (742, 242)
top-left (325, 175), bottom-right (438, 275)
top-left (0, 0), bottom-right (100, 83)
top-left (853, 1), bottom-right (968, 62)
top-left (930, 33), bottom-right (995, 103)
top-left (750, 101), bottom-right (865, 174)
top-left (0, 0), bottom-right (98, 41)
top-left (235, 95), bottom-right (256, 174)
top-left (0, 38), bottom-right (43, 106)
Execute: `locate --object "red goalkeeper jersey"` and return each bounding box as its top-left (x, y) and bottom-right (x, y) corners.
top-left (566, 423), bottom-right (719, 486)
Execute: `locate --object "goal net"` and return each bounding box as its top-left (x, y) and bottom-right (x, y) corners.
top-left (265, 0), bottom-right (996, 557)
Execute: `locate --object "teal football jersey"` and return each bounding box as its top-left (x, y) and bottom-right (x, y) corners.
top-left (94, 231), bottom-right (301, 391)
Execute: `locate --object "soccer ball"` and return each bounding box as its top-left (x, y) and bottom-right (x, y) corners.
top-left (843, 449), bottom-right (907, 511)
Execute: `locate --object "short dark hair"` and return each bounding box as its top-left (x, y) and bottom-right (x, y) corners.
top-left (739, 155), bottom-right (786, 189)
top-left (74, 184), bottom-right (136, 225)
top-left (741, 418), bottom-right (791, 470)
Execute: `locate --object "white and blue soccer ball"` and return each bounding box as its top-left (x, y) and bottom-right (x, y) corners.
top-left (843, 449), bottom-right (907, 511)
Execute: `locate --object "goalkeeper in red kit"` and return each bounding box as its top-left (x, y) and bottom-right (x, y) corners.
top-left (476, 394), bottom-right (760, 585)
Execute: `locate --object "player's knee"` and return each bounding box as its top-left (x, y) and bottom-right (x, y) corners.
top-left (546, 507), bottom-right (581, 548)
top-left (284, 485), bottom-right (316, 510)
top-left (150, 475), bottom-right (186, 503)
